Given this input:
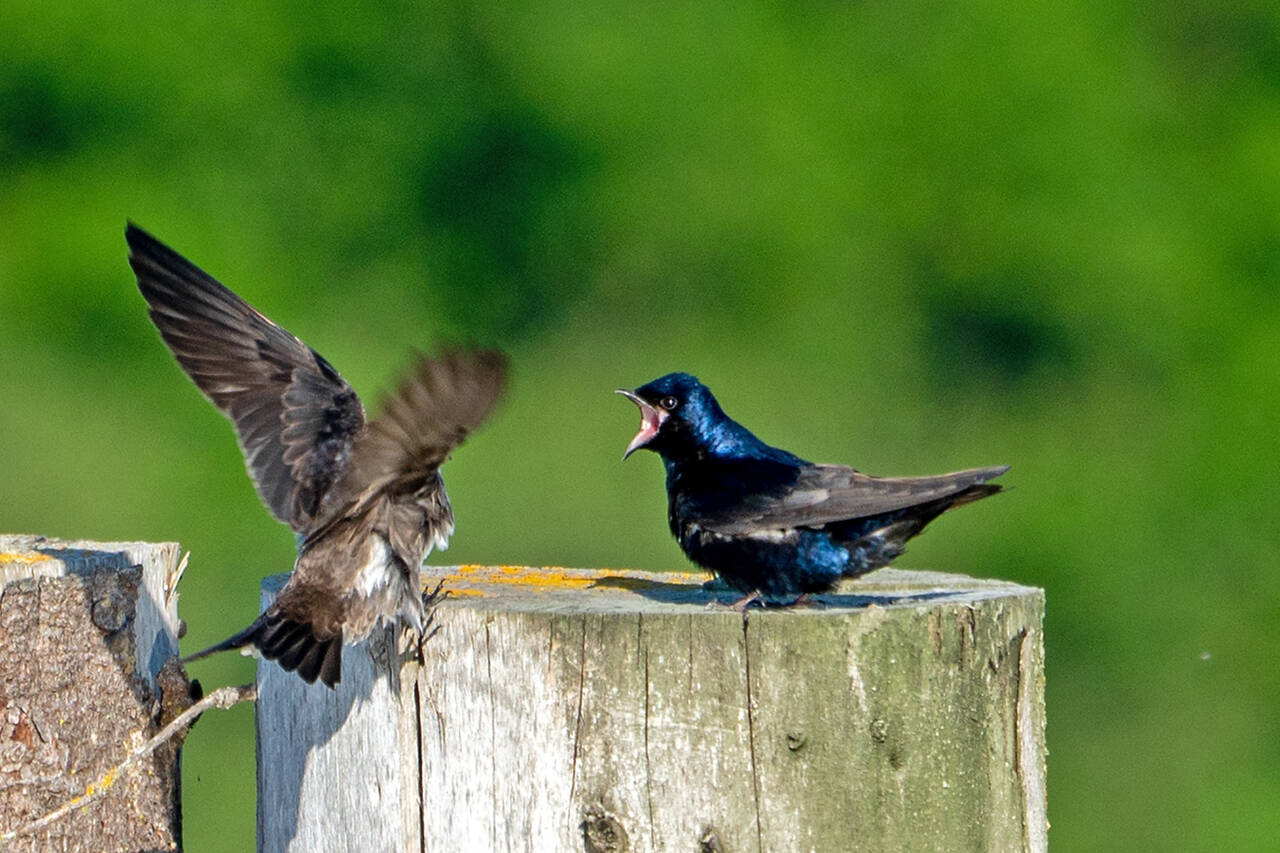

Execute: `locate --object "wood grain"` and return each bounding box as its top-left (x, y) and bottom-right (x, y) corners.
top-left (256, 565), bottom-right (1047, 852)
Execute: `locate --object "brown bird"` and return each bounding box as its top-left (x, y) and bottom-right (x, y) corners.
top-left (127, 224), bottom-right (506, 687)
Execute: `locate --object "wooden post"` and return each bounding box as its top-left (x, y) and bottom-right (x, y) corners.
top-left (257, 566), bottom-right (1046, 852)
top-left (0, 534), bottom-right (191, 852)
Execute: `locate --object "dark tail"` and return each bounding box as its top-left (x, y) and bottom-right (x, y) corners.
top-left (182, 611), bottom-right (344, 689)
top-left (940, 481), bottom-right (1004, 512)
top-left (181, 618), bottom-right (262, 664)
top-left (843, 482), bottom-right (1005, 578)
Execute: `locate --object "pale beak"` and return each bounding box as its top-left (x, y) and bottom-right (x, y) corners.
top-left (616, 389), bottom-right (667, 460)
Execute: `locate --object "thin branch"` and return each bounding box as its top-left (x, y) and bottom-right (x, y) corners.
top-left (1, 683), bottom-right (257, 845)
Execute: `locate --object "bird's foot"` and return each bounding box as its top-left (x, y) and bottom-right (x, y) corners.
top-left (399, 581), bottom-right (450, 667)
top-left (705, 590), bottom-right (764, 612)
top-left (422, 578), bottom-right (448, 610)
top-left (788, 593), bottom-right (823, 608)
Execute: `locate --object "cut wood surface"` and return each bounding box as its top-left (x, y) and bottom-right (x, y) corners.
top-left (0, 534), bottom-right (192, 852)
top-left (257, 565), bottom-right (1047, 853)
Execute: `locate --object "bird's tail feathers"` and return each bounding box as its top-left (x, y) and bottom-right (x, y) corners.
top-left (842, 483), bottom-right (1004, 578)
top-left (182, 610), bottom-right (344, 688)
top-left (254, 611), bottom-right (344, 688)
top-left (940, 482), bottom-right (1004, 512)
top-left (844, 523), bottom-right (913, 577)
top-left (181, 617), bottom-right (267, 665)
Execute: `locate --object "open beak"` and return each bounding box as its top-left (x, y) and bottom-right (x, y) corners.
top-left (616, 389), bottom-right (667, 460)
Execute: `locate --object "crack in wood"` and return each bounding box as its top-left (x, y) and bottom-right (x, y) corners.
top-left (741, 614), bottom-right (764, 853)
top-left (546, 623), bottom-right (554, 676)
top-left (640, 614), bottom-right (655, 851)
top-left (569, 617), bottom-right (587, 803)
top-left (414, 679), bottom-right (426, 853)
top-left (483, 620), bottom-right (497, 848)
top-left (687, 614), bottom-right (694, 694)
top-left (1016, 628), bottom-right (1048, 853)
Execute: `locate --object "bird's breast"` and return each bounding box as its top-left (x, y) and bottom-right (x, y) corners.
top-left (352, 534), bottom-right (395, 598)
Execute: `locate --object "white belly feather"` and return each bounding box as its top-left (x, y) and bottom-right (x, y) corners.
top-left (354, 536), bottom-right (394, 598)
top-left (348, 527), bottom-right (449, 637)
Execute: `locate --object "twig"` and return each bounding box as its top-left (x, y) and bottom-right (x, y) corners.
top-left (1, 683), bottom-right (257, 845)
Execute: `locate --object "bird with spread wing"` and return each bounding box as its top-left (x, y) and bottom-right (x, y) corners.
top-left (128, 224), bottom-right (506, 687)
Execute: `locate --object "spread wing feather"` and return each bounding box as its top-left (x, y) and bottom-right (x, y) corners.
top-left (339, 348), bottom-right (508, 509)
top-left (127, 224), bottom-right (365, 533)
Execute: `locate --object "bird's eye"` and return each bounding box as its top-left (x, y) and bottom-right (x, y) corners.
top-left (660, 395), bottom-right (679, 410)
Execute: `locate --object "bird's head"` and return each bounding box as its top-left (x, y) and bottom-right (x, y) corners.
top-left (616, 372), bottom-right (727, 461)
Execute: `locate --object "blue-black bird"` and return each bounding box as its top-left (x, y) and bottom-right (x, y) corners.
top-left (617, 373), bottom-right (1007, 607)
top-left (127, 224), bottom-right (507, 687)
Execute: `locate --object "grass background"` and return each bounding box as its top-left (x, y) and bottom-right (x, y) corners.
top-left (2, 1), bottom-right (1278, 849)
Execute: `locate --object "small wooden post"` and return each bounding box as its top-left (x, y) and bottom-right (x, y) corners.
top-left (256, 566), bottom-right (1046, 853)
top-left (0, 534), bottom-right (191, 852)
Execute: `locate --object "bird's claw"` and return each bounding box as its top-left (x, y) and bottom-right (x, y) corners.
top-left (397, 581), bottom-right (450, 667)
top-left (422, 578), bottom-right (449, 609)
top-left (704, 590), bottom-right (764, 613)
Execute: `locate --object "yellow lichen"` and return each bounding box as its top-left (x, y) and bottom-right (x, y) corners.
top-left (439, 587), bottom-right (486, 598)
top-left (0, 551), bottom-right (48, 565)
top-left (439, 565), bottom-right (705, 594)
top-left (84, 769), bottom-right (118, 798)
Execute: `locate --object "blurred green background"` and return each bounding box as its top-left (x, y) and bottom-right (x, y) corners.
top-left (2, 1), bottom-right (1277, 849)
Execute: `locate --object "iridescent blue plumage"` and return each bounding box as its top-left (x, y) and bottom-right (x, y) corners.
top-left (618, 373), bottom-right (1007, 604)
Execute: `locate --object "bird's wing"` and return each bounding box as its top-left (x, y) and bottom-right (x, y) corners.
top-left (700, 463), bottom-right (1009, 535)
top-left (127, 224), bottom-right (366, 533)
top-left (338, 348), bottom-right (508, 517)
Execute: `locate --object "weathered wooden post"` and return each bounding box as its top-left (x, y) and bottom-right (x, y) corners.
top-left (0, 534), bottom-right (192, 851)
top-left (257, 565), bottom-right (1046, 852)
